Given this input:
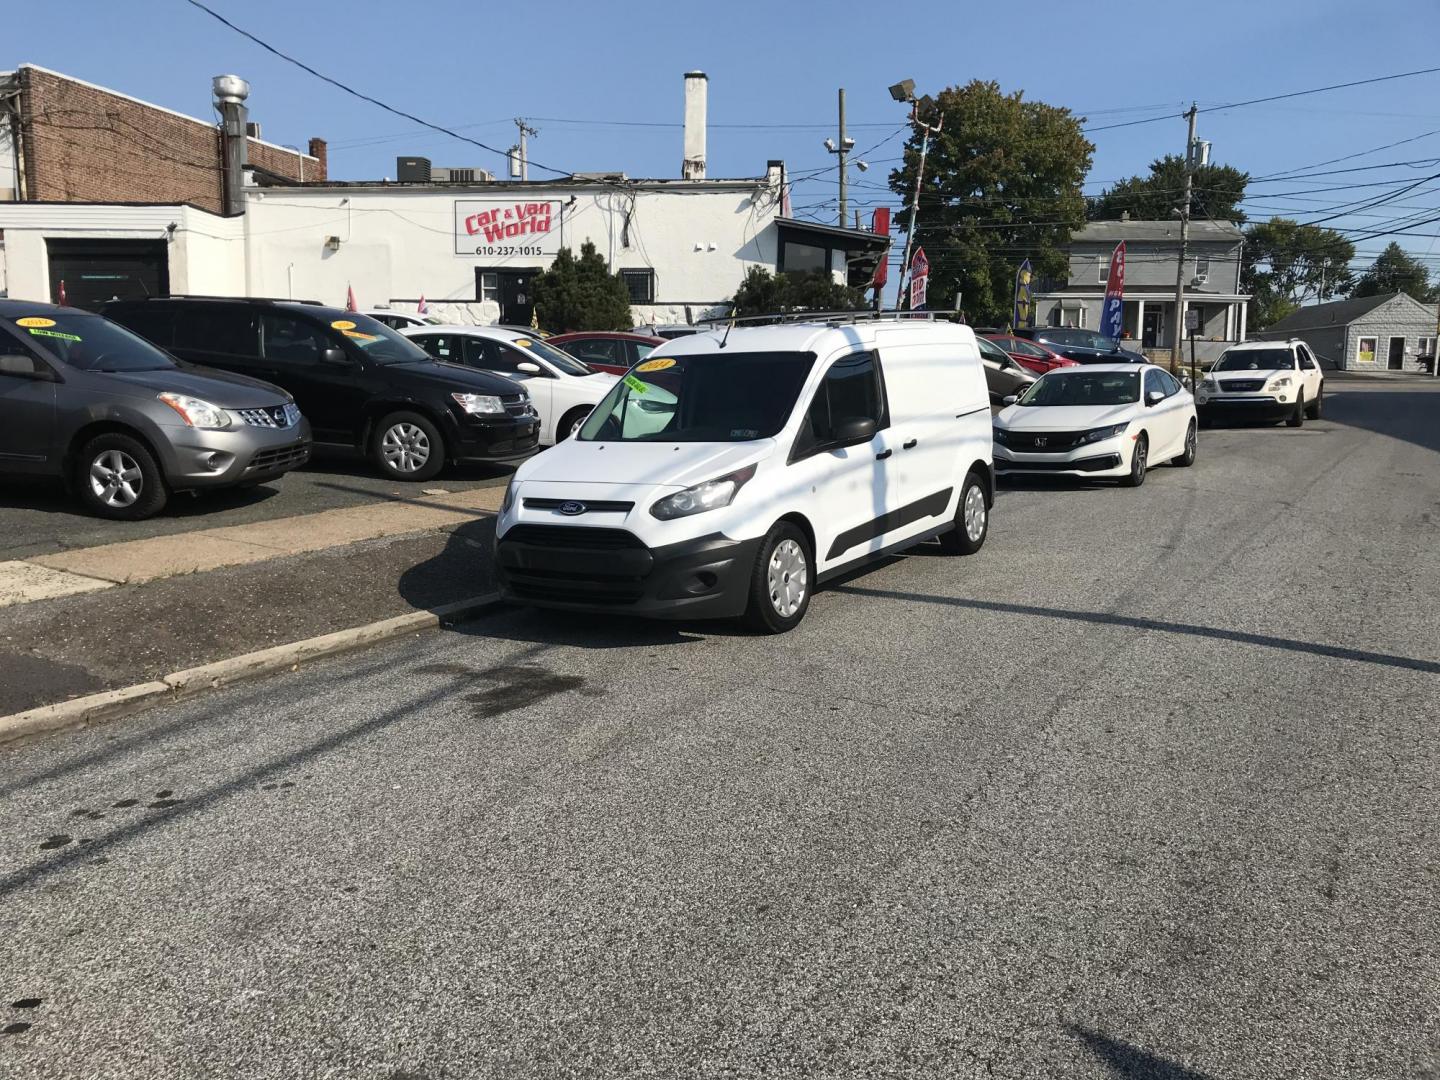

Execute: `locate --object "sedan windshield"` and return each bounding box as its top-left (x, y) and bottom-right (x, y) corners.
top-left (513, 336), bottom-right (594, 377)
top-left (1213, 348), bottom-right (1294, 372)
top-left (1019, 370), bottom-right (1139, 406)
top-left (578, 351), bottom-right (815, 442)
top-left (12, 313), bottom-right (177, 372)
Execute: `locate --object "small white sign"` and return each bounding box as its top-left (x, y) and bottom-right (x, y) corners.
top-left (1185, 308), bottom-right (1200, 332)
top-left (454, 199), bottom-right (563, 257)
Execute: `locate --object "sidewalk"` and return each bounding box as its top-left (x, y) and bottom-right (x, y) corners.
top-left (0, 489), bottom-right (503, 716)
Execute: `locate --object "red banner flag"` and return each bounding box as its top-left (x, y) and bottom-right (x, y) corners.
top-left (346, 284), bottom-right (358, 312)
top-left (871, 208), bottom-right (891, 289)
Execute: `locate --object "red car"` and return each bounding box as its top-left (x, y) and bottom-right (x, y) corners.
top-left (983, 334), bottom-right (1079, 375)
top-left (546, 331), bottom-right (665, 376)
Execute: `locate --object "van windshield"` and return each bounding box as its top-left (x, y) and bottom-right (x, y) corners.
top-left (577, 351), bottom-right (815, 442)
top-left (11, 313), bottom-right (177, 372)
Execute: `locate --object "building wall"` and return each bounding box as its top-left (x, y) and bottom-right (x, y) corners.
top-left (242, 178), bottom-right (780, 323)
top-left (1064, 239), bottom-right (1243, 293)
top-left (1345, 306), bottom-right (1434, 372)
top-left (16, 66), bottom-right (321, 214)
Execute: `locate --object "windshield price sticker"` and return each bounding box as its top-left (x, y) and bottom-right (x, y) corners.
top-left (343, 329), bottom-right (378, 341)
top-left (635, 357), bottom-right (676, 373)
top-left (623, 374), bottom-right (649, 395)
top-left (331, 320), bottom-right (356, 330)
top-left (16, 317), bottom-right (56, 328)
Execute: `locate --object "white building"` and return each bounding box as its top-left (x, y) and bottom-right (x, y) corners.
top-left (0, 69), bottom-right (889, 328)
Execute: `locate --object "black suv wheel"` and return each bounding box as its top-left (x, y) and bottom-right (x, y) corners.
top-left (371, 411), bottom-right (445, 481)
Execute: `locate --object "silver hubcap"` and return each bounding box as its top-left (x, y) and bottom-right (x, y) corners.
top-left (963, 484), bottom-right (986, 542)
top-left (1186, 425), bottom-right (1196, 457)
top-left (767, 539), bottom-right (808, 618)
top-left (381, 423), bottom-right (431, 473)
top-left (1134, 441), bottom-right (1147, 475)
top-left (89, 450), bottom-right (143, 507)
top-left (565, 411), bottom-right (590, 439)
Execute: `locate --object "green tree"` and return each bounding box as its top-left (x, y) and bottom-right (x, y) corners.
top-left (1241, 217), bottom-right (1355, 330)
top-left (1088, 155), bottom-right (1250, 224)
top-left (729, 267), bottom-right (864, 317)
top-left (887, 80), bottom-right (1093, 326)
top-left (1352, 241), bottom-right (1432, 302)
top-left (533, 242), bottom-right (635, 332)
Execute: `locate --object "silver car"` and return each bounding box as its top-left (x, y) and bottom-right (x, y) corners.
top-left (0, 301), bottom-right (311, 520)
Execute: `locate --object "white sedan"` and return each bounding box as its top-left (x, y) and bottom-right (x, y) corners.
top-left (992, 363), bottom-right (1197, 487)
top-left (402, 325), bottom-right (618, 444)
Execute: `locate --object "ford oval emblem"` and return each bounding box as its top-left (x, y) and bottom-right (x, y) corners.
top-left (558, 501), bottom-right (586, 516)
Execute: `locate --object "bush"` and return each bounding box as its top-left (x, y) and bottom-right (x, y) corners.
top-left (730, 267), bottom-right (866, 318)
top-left (533, 242), bottom-right (635, 332)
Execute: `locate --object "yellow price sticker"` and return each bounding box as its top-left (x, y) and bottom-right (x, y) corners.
top-left (16, 317), bottom-right (56, 328)
top-left (635, 357), bottom-right (676, 373)
top-left (514, 338), bottom-right (533, 347)
top-left (331, 319), bottom-right (356, 330)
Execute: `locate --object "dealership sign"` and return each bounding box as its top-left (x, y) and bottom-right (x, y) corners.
top-left (454, 200), bottom-right (564, 257)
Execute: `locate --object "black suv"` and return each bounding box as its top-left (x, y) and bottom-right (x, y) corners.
top-left (104, 298), bottom-right (538, 481)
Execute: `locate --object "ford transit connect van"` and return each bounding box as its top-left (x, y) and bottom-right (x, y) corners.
top-left (494, 317), bottom-right (995, 632)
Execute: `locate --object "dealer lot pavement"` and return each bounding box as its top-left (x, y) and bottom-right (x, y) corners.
top-left (1, 382), bottom-right (1437, 1078)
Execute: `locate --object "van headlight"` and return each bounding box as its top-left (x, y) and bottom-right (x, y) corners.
top-left (451, 392), bottom-right (505, 415)
top-left (158, 392), bottom-right (231, 429)
top-left (650, 464), bottom-right (757, 521)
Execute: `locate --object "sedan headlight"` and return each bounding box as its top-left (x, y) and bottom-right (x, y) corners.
top-left (992, 427), bottom-right (1011, 446)
top-left (501, 478), bottom-right (519, 514)
top-left (650, 464), bottom-right (757, 521)
top-left (1268, 376), bottom-right (1292, 389)
top-left (451, 392), bottom-right (505, 415)
top-left (158, 392), bottom-right (231, 430)
top-left (1079, 422), bottom-right (1129, 444)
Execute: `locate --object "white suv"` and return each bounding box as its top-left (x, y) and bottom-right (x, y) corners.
top-left (1196, 340), bottom-right (1324, 426)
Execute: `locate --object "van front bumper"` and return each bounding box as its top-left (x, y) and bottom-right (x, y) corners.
top-left (495, 524), bottom-right (762, 620)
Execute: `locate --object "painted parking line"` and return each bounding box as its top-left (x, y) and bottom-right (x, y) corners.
top-left (0, 561), bottom-right (114, 608)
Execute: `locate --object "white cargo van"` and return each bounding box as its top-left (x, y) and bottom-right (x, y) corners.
top-left (494, 317), bottom-right (994, 632)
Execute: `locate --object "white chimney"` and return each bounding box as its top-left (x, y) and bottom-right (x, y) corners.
top-left (682, 71), bottom-right (707, 180)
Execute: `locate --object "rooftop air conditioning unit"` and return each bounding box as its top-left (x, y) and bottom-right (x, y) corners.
top-left (1192, 272), bottom-right (1209, 285)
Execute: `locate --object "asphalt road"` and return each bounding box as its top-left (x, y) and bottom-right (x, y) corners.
top-left (3, 380), bottom-right (1437, 1079)
top-left (0, 447), bottom-right (512, 560)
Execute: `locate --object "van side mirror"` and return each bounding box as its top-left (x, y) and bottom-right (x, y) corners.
top-left (1146, 389), bottom-right (1165, 406)
top-left (832, 416), bottom-right (877, 446)
top-left (0, 353), bottom-right (55, 381)
top-left (320, 347), bottom-right (351, 366)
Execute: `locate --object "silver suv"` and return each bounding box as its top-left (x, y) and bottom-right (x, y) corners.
top-left (0, 300), bottom-right (311, 520)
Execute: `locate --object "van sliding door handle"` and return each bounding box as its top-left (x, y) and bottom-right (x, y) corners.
top-left (875, 449), bottom-right (893, 460)
top-left (903, 438), bottom-right (919, 450)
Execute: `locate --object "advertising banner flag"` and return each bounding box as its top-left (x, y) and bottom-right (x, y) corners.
top-left (1100, 241), bottom-right (1126, 340)
top-left (346, 284), bottom-right (358, 312)
top-left (416, 295), bottom-right (428, 315)
top-left (871, 208), bottom-right (891, 289)
top-left (909, 246), bottom-right (929, 309)
top-left (1013, 260), bottom-right (1034, 329)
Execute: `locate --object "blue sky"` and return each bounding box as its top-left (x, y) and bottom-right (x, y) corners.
top-left (11, 0), bottom-right (1440, 275)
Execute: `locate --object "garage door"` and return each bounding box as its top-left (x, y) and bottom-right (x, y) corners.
top-left (46, 239), bottom-right (169, 311)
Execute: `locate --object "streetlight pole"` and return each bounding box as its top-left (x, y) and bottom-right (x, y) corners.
top-left (896, 105), bottom-right (941, 311)
top-left (1171, 103), bottom-right (1198, 372)
top-left (837, 88), bottom-right (848, 228)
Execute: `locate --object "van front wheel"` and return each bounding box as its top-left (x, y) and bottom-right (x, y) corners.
top-left (743, 522), bottom-right (813, 634)
top-left (939, 471), bottom-right (989, 555)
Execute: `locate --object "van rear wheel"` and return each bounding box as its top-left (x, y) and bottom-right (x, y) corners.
top-left (743, 522), bottom-right (813, 634)
top-left (938, 470), bottom-right (989, 555)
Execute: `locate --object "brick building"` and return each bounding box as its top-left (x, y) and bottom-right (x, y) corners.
top-left (0, 64), bottom-right (324, 306)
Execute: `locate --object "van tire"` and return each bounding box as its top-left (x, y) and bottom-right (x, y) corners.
top-left (73, 432), bottom-right (169, 520)
top-left (938, 470), bottom-right (989, 555)
top-left (370, 411), bottom-right (445, 481)
top-left (743, 521), bottom-right (813, 634)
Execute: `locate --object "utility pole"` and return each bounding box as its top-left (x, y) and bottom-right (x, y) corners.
top-left (897, 107), bottom-right (942, 310)
top-left (837, 88), bottom-right (848, 228)
top-left (1171, 103), bottom-right (1199, 372)
top-left (515, 118), bottom-right (538, 181)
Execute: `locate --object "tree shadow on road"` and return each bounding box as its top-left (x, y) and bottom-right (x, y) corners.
top-left (1069, 1026), bottom-right (1217, 1079)
top-left (1321, 386), bottom-right (1440, 456)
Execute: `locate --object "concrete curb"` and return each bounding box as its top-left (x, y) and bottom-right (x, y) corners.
top-left (0, 592), bottom-right (504, 746)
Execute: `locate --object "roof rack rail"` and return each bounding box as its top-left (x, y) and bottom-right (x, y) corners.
top-left (694, 309), bottom-right (961, 328)
top-left (159, 294), bottom-right (325, 305)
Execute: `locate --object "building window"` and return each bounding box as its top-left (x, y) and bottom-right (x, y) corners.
top-left (620, 268), bottom-right (655, 304)
top-left (781, 240), bottom-right (828, 274)
top-left (1194, 255), bottom-right (1210, 280)
top-left (1098, 258), bottom-right (1109, 284)
top-left (478, 272), bottom-right (499, 303)
top-left (1061, 304), bottom-right (1085, 328)
top-left (1418, 335), bottom-right (1436, 358)
top-left (1356, 336), bottom-right (1377, 365)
